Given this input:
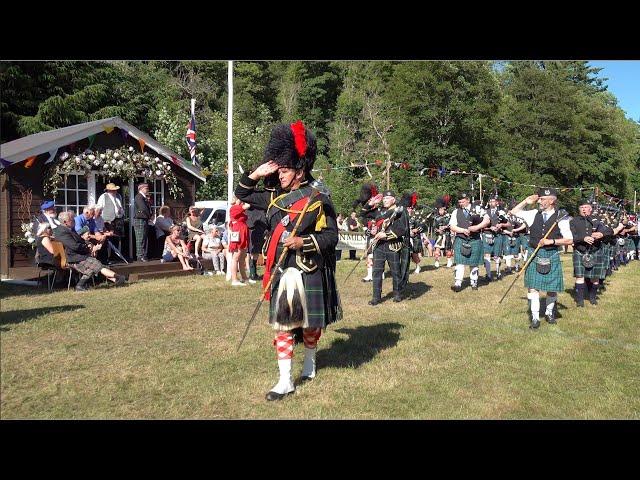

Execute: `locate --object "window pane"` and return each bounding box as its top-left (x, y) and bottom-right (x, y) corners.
top-left (78, 175), bottom-right (88, 189)
top-left (79, 191), bottom-right (88, 205)
top-left (66, 175), bottom-right (76, 189)
top-left (67, 191), bottom-right (77, 205)
top-left (55, 191), bottom-right (65, 205)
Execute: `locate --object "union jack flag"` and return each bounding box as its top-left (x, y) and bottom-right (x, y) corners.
top-left (186, 110), bottom-right (199, 167)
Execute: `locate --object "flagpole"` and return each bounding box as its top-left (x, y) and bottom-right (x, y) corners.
top-left (227, 61), bottom-right (234, 218)
top-left (226, 60), bottom-right (234, 281)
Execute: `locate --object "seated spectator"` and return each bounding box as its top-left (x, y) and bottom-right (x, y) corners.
top-left (54, 211), bottom-right (127, 291)
top-left (202, 225), bottom-right (225, 275)
top-left (35, 222), bottom-right (56, 266)
top-left (154, 205), bottom-right (174, 255)
top-left (162, 225), bottom-right (194, 271)
top-left (185, 206), bottom-right (206, 258)
top-left (75, 206), bottom-right (96, 234)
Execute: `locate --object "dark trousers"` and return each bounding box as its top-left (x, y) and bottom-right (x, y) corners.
top-left (372, 244), bottom-right (401, 301)
top-left (349, 249), bottom-right (357, 260)
top-left (336, 249), bottom-right (342, 260)
top-left (133, 219), bottom-right (149, 260)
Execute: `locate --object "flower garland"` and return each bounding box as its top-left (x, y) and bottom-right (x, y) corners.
top-left (43, 147), bottom-right (182, 197)
top-left (4, 222), bottom-right (36, 249)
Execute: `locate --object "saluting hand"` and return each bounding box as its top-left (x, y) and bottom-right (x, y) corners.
top-left (251, 161), bottom-right (280, 179)
top-left (525, 195), bottom-right (539, 205)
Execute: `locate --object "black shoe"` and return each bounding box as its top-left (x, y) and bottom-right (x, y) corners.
top-left (451, 285), bottom-right (462, 292)
top-left (299, 376), bottom-right (314, 383)
top-left (139, 257), bottom-right (148, 262)
top-left (471, 284), bottom-right (478, 290)
top-left (485, 275), bottom-right (493, 282)
top-left (546, 313), bottom-right (557, 324)
top-left (75, 284), bottom-right (89, 292)
top-left (577, 300), bottom-right (585, 308)
top-left (590, 299), bottom-right (598, 305)
top-left (393, 294), bottom-right (402, 302)
top-left (496, 273), bottom-right (503, 280)
top-left (265, 390), bottom-right (294, 401)
top-left (529, 319), bottom-right (540, 329)
top-left (361, 278), bottom-right (372, 283)
top-left (368, 299), bottom-right (381, 306)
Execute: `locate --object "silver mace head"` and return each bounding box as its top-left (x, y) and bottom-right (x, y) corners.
top-left (310, 179), bottom-right (331, 197)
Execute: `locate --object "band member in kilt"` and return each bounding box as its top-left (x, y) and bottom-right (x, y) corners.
top-left (399, 191), bottom-right (424, 282)
top-left (509, 188), bottom-right (573, 329)
top-left (503, 212), bottom-right (527, 274)
top-left (482, 195), bottom-right (510, 282)
top-left (449, 192), bottom-right (490, 292)
top-left (369, 190), bottom-right (408, 305)
top-left (569, 198), bottom-right (613, 307)
top-left (355, 184), bottom-right (383, 282)
top-left (234, 121), bottom-right (342, 401)
top-left (433, 197), bottom-right (453, 269)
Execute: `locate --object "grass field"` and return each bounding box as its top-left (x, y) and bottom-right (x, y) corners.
top-left (1, 254), bottom-right (639, 419)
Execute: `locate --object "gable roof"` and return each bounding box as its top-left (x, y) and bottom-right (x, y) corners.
top-left (0, 116), bottom-right (205, 181)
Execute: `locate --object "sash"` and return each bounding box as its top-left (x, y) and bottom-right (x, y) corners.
top-left (263, 196), bottom-right (311, 300)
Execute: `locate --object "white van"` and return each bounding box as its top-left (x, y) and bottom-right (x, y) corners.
top-left (195, 200), bottom-right (229, 230)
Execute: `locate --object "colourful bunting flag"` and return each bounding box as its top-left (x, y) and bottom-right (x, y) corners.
top-left (24, 156), bottom-right (37, 168)
top-left (138, 138), bottom-right (146, 153)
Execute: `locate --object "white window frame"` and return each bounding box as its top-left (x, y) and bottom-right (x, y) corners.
top-left (54, 171), bottom-right (91, 215)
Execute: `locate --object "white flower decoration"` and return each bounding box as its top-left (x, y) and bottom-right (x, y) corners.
top-left (129, 146), bottom-right (134, 152)
top-left (118, 160), bottom-right (123, 165)
top-left (113, 152), bottom-right (119, 158)
top-left (100, 154), bottom-right (106, 159)
top-left (88, 154), bottom-right (96, 161)
top-left (155, 170), bottom-right (162, 176)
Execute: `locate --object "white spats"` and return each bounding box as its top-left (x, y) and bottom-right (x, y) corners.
top-left (454, 264), bottom-right (464, 286)
top-left (545, 293), bottom-right (557, 316)
top-left (362, 266), bottom-right (373, 281)
top-left (470, 267), bottom-right (479, 284)
top-left (270, 358), bottom-right (295, 395)
top-left (300, 346), bottom-right (317, 379)
top-left (273, 267), bottom-right (308, 330)
top-left (528, 291), bottom-right (540, 320)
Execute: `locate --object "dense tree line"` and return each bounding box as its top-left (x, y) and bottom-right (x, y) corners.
top-left (2, 60), bottom-right (638, 214)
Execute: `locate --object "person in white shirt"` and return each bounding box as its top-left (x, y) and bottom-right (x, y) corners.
top-left (448, 191), bottom-right (491, 292)
top-left (509, 188), bottom-right (573, 329)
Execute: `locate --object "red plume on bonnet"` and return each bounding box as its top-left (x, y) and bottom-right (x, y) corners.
top-left (371, 185), bottom-right (379, 197)
top-left (410, 192), bottom-right (418, 207)
top-left (290, 120), bottom-right (307, 158)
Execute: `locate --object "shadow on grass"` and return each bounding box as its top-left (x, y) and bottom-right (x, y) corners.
top-left (317, 322), bottom-right (404, 371)
top-left (0, 305), bottom-right (85, 330)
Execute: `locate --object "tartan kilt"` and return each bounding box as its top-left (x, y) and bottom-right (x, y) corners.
top-left (504, 235), bottom-right (520, 255)
top-left (524, 247), bottom-right (564, 292)
top-left (454, 236), bottom-right (483, 266)
top-left (71, 256), bottom-right (103, 276)
top-left (268, 266), bottom-right (340, 331)
top-left (410, 236), bottom-right (423, 254)
top-left (573, 250), bottom-right (605, 279)
top-left (518, 234), bottom-right (530, 251)
top-left (626, 237), bottom-right (635, 250)
top-left (482, 232), bottom-right (504, 256)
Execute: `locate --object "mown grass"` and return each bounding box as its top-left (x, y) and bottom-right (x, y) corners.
top-left (1, 254), bottom-right (638, 419)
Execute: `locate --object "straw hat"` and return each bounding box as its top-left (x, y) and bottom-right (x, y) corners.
top-left (105, 183), bottom-right (120, 191)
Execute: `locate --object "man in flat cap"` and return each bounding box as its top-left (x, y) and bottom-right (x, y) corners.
top-left (509, 188), bottom-right (573, 329)
top-left (448, 191), bottom-right (490, 292)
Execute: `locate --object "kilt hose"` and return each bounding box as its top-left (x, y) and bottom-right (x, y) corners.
top-left (573, 249), bottom-right (606, 279)
top-left (133, 218), bottom-right (149, 260)
top-left (524, 247), bottom-right (564, 292)
top-left (454, 236), bottom-right (484, 266)
top-left (372, 243), bottom-right (402, 300)
top-left (482, 232), bottom-right (505, 257)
